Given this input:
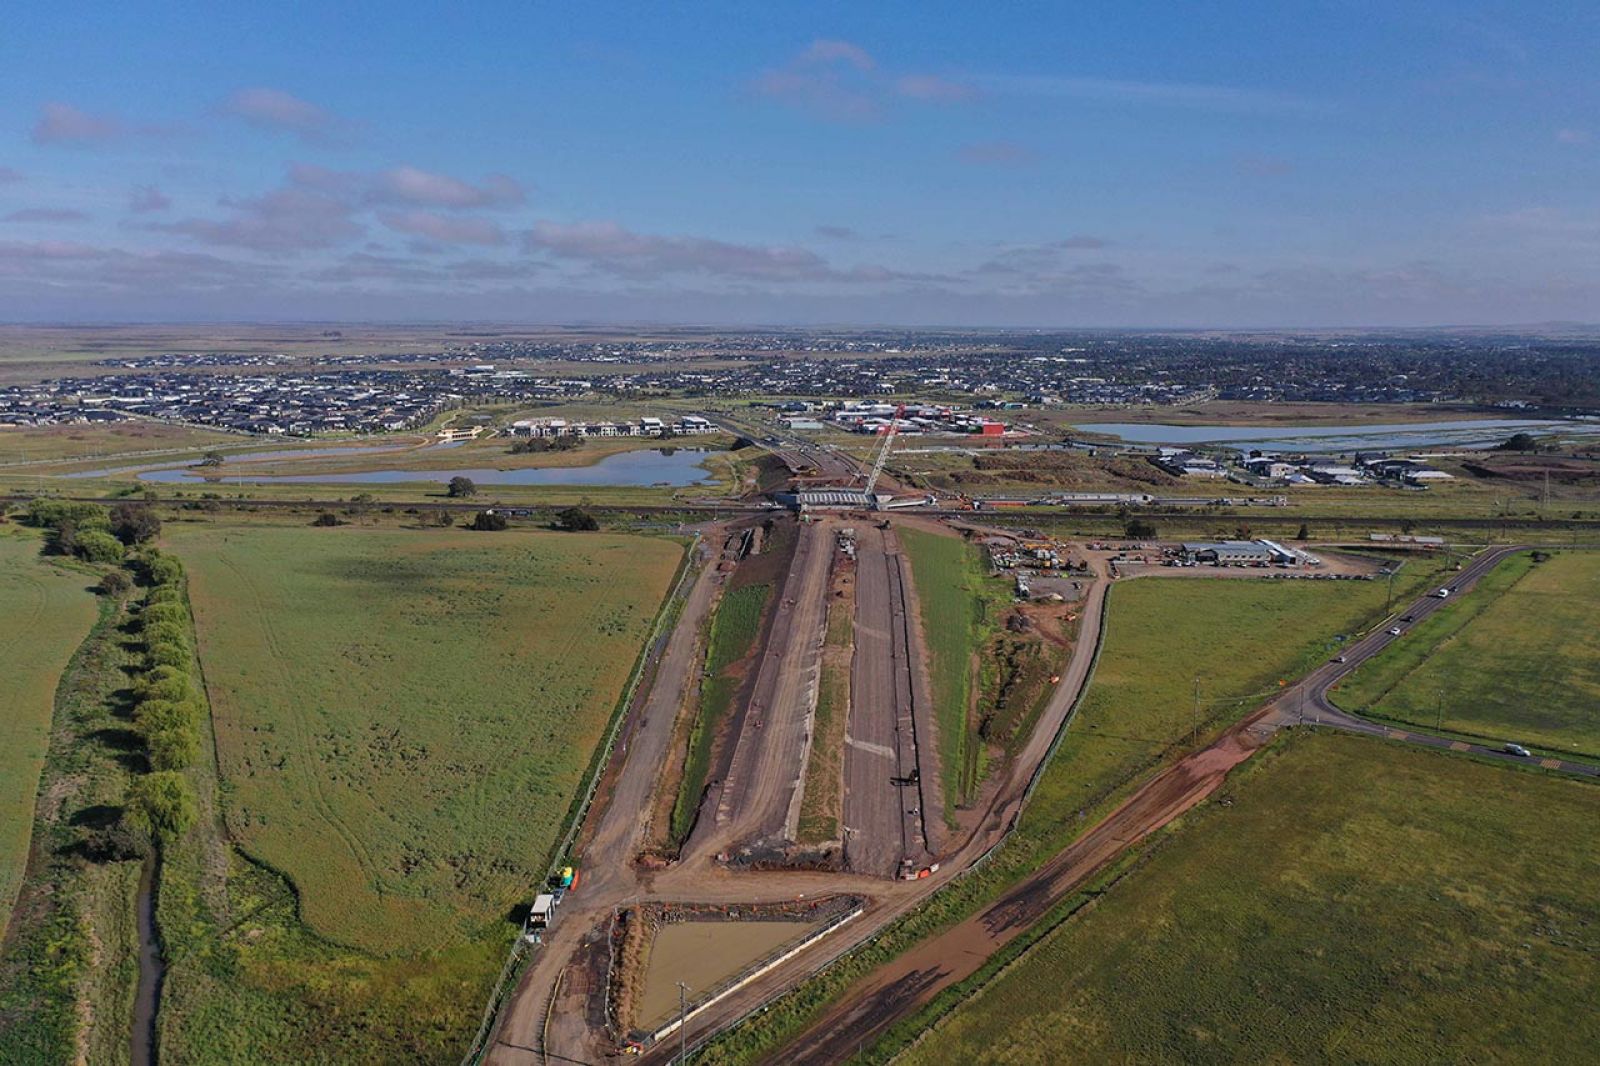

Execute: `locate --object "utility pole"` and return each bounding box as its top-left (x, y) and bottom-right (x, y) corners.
top-left (678, 981), bottom-right (690, 1065)
top-left (1191, 675), bottom-right (1200, 746)
top-left (1436, 687), bottom-right (1443, 733)
top-left (1385, 567), bottom-right (1396, 615)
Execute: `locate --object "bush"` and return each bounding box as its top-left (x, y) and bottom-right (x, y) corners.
top-left (142, 602), bottom-right (190, 627)
top-left (447, 476), bottom-right (477, 498)
top-left (136, 699), bottom-right (196, 735)
top-left (147, 554), bottom-right (184, 586)
top-left (146, 640), bottom-right (191, 670)
top-left (99, 570), bottom-right (132, 596)
top-left (147, 724), bottom-right (201, 771)
top-left (554, 506), bottom-right (599, 532)
top-left (1124, 517), bottom-right (1158, 540)
top-left (137, 672), bottom-right (195, 706)
top-left (110, 503), bottom-right (161, 545)
top-left (125, 771), bottom-right (198, 846)
top-left (26, 498), bottom-right (109, 531)
top-left (313, 512), bottom-right (344, 527)
top-left (74, 529), bottom-right (126, 563)
top-left (469, 510), bottom-right (508, 532)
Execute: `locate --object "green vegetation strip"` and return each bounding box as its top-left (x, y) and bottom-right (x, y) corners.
top-left (899, 731), bottom-right (1600, 1064)
top-left (796, 583), bottom-right (853, 845)
top-left (1336, 550), bottom-right (1600, 758)
top-left (0, 587), bottom-right (143, 1063)
top-left (0, 532), bottom-right (98, 930)
top-left (672, 581), bottom-right (772, 844)
top-left (694, 565), bottom-right (1444, 1065)
top-left (896, 527), bottom-right (1008, 813)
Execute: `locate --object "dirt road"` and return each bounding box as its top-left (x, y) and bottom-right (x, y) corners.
top-left (696, 517), bottom-right (835, 859)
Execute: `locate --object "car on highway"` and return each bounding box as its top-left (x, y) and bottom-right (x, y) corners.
top-left (1435, 587), bottom-right (1451, 598)
top-left (1503, 743), bottom-right (1533, 757)
top-left (1387, 626), bottom-right (1403, 636)
top-left (1330, 655), bottom-right (1347, 663)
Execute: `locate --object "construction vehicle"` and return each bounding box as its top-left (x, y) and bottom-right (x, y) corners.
top-left (860, 403), bottom-right (906, 508)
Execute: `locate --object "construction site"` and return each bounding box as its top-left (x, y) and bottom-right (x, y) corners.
top-left (477, 416), bottom-right (1539, 1066)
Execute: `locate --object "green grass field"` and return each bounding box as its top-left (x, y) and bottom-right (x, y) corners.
top-left (164, 522), bottom-right (683, 953)
top-left (671, 581), bottom-right (772, 844)
top-left (897, 526), bottom-right (1009, 812)
top-left (901, 732), bottom-right (1600, 1065)
top-left (0, 531), bottom-right (98, 932)
top-left (1335, 551), bottom-right (1600, 758)
top-left (0, 420), bottom-right (244, 465)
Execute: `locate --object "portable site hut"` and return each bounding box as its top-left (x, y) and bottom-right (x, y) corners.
top-left (529, 893), bottom-right (556, 930)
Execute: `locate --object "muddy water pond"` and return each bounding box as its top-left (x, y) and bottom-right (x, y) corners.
top-left (636, 920), bottom-right (815, 1029)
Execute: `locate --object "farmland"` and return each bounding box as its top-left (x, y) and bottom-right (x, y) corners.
top-left (900, 731), bottom-right (1600, 1065)
top-left (1335, 551), bottom-right (1600, 758)
top-left (0, 532), bottom-right (98, 931)
top-left (897, 525), bottom-right (1008, 811)
top-left (164, 523), bottom-right (684, 953)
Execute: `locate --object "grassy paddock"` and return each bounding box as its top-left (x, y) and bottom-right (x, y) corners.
top-left (165, 523), bottom-right (683, 953)
top-left (897, 526), bottom-right (1008, 813)
top-left (0, 532), bottom-right (99, 932)
top-left (0, 588), bottom-right (143, 1064)
top-left (899, 731), bottom-right (1600, 1065)
top-left (1335, 550), bottom-right (1600, 757)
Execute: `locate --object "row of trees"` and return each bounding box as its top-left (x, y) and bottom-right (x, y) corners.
top-left (25, 499), bottom-right (162, 563)
top-left (123, 551), bottom-right (201, 845)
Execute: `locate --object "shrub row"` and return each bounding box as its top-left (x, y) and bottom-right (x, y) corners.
top-left (131, 552), bottom-right (203, 774)
top-left (119, 549), bottom-right (201, 846)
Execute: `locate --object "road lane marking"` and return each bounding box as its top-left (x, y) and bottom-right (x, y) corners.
top-left (1449, 741), bottom-right (1470, 751)
top-left (845, 735), bottom-right (895, 760)
top-left (1387, 729), bottom-right (1409, 740)
top-left (1540, 758), bottom-right (1561, 769)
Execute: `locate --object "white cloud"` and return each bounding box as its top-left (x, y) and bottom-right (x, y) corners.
top-left (32, 102), bottom-right (121, 144)
top-left (224, 87), bottom-right (345, 143)
top-left (379, 210), bottom-right (506, 246)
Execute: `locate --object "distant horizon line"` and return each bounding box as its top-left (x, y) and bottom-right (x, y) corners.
top-left (3, 319), bottom-right (1599, 335)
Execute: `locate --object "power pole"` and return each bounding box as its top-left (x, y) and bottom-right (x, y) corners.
top-left (678, 981), bottom-right (690, 1064)
top-left (1191, 676), bottom-right (1200, 746)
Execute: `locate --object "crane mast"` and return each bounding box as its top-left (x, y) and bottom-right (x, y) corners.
top-left (863, 402), bottom-right (905, 499)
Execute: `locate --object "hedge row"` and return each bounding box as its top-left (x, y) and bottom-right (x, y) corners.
top-left (131, 552), bottom-right (203, 773)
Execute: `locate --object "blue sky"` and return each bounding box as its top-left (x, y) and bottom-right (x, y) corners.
top-left (1, 1), bottom-right (1596, 326)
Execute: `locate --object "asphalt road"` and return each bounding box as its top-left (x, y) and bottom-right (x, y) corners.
top-left (1299, 545), bottom-right (1600, 779)
top-left (843, 526), bottom-right (930, 879)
